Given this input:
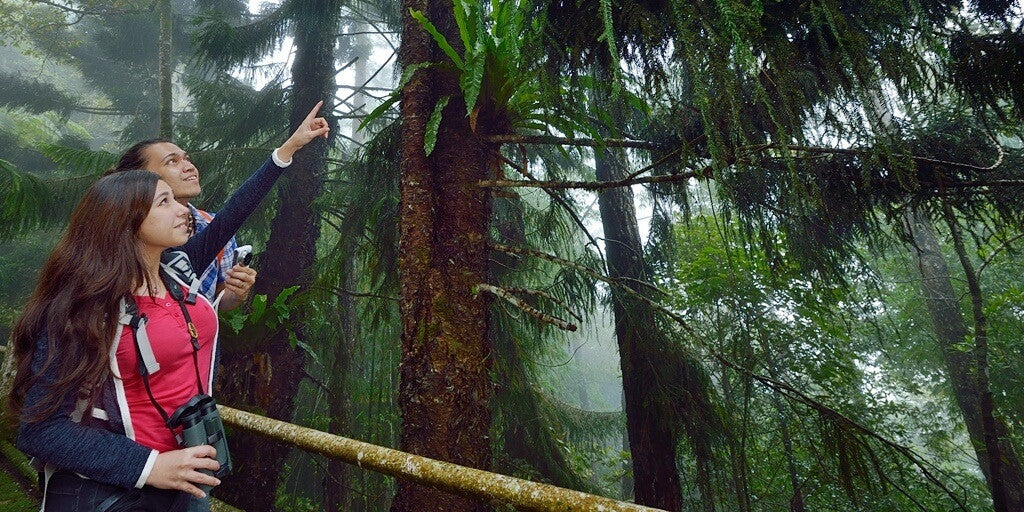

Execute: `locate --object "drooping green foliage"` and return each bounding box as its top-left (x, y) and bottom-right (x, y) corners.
top-left (3, 0), bottom-right (1024, 510)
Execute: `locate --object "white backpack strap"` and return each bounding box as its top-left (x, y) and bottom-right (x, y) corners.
top-left (39, 463), bottom-right (56, 511)
top-left (118, 298), bottom-right (160, 375)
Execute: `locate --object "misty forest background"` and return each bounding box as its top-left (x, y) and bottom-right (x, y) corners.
top-left (1, 0), bottom-right (1024, 511)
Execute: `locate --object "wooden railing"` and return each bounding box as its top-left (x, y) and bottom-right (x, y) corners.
top-left (218, 405), bottom-right (664, 512)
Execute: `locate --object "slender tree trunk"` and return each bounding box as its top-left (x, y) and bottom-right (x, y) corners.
top-left (350, 22), bottom-right (371, 144)
top-left (721, 364), bottom-right (750, 512)
top-left (620, 390), bottom-right (633, 501)
top-left (391, 0), bottom-right (493, 509)
top-left (904, 212), bottom-right (1024, 510)
top-left (595, 141), bottom-right (682, 511)
top-left (764, 358), bottom-right (805, 512)
top-left (941, 206), bottom-right (1018, 512)
top-left (325, 249), bottom-right (356, 512)
top-left (216, 2), bottom-right (340, 509)
top-left (157, 0), bottom-right (173, 138)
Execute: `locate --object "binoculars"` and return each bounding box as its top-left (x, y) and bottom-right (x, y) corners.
top-left (167, 394), bottom-right (232, 493)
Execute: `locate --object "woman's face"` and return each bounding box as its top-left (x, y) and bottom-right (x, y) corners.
top-left (137, 180), bottom-right (190, 252)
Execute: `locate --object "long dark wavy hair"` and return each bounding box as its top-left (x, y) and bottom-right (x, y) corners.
top-left (9, 170), bottom-right (161, 422)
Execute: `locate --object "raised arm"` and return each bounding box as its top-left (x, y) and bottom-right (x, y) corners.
top-left (177, 101), bottom-right (329, 270)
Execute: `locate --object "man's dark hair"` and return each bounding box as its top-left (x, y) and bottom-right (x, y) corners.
top-left (105, 138), bottom-right (172, 175)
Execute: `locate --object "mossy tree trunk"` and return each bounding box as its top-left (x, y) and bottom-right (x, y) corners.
top-left (391, 0), bottom-right (493, 510)
top-left (215, 1), bottom-right (340, 509)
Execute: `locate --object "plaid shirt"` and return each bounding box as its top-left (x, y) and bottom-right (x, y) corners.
top-left (189, 204), bottom-right (238, 302)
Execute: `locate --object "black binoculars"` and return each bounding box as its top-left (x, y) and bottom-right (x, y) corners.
top-left (167, 394), bottom-right (232, 493)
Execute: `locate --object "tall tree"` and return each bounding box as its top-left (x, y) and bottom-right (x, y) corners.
top-left (904, 212), bottom-right (1024, 510)
top-left (157, 0), bottom-right (173, 137)
top-left (590, 91), bottom-right (717, 510)
top-left (391, 0), bottom-right (494, 510)
top-left (193, 1), bottom-right (342, 509)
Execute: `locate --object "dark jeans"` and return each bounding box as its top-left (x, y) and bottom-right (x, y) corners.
top-left (44, 471), bottom-right (187, 512)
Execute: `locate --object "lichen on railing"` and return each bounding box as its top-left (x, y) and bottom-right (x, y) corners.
top-left (218, 405), bottom-right (665, 512)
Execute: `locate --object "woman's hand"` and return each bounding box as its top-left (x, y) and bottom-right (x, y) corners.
top-left (277, 100), bottom-right (330, 162)
top-left (146, 445), bottom-right (221, 498)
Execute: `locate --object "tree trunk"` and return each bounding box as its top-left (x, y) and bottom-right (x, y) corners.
top-left (350, 21), bottom-right (371, 145)
top-left (325, 249), bottom-right (356, 512)
top-left (157, 0), bottom-right (173, 138)
top-left (764, 359), bottom-right (805, 512)
top-left (620, 391), bottom-right (633, 502)
top-left (720, 363), bottom-right (749, 512)
top-left (904, 211), bottom-right (1024, 510)
top-left (595, 142), bottom-right (682, 511)
top-left (391, 0), bottom-right (493, 510)
top-left (215, 2), bottom-right (340, 509)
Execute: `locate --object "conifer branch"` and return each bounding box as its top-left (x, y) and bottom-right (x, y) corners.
top-left (481, 138), bottom-right (1006, 191)
top-left (500, 286), bottom-right (583, 323)
top-left (29, 0), bottom-right (141, 16)
top-left (978, 232), bottom-right (1024, 277)
top-left (491, 244), bottom-right (686, 327)
top-left (477, 284), bottom-right (578, 332)
top-left (479, 169), bottom-right (705, 190)
top-left (486, 134), bottom-right (667, 151)
top-left (498, 152), bottom-right (604, 255)
top-left (494, 243), bottom-right (970, 510)
top-left (780, 144), bottom-right (1005, 172)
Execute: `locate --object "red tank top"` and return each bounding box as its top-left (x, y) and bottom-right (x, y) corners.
top-left (115, 288), bottom-right (218, 452)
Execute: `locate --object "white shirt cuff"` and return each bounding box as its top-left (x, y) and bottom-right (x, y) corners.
top-left (135, 449), bottom-right (159, 488)
top-left (272, 148), bottom-right (293, 167)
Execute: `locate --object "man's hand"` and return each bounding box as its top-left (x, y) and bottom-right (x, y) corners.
top-left (277, 100), bottom-right (330, 162)
top-left (146, 445), bottom-right (221, 498)
top-left (218, 264), bottom-right (257, 311)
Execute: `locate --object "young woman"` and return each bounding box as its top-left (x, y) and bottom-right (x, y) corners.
top-left (9, 102), bottom-right (328, 511)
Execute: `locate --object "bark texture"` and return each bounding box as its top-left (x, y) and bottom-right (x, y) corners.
top-left (905, 212), bottom-right (1024, 510)
top-left (595, 144), bottom-right (682, 511)
top-left (391, 0), bottom-right (493, 510)
top-left (215, 2), bottom-right (340, 509)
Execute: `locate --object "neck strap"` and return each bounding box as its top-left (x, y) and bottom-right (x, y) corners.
top-left (121, 269), bottom-right (205, 427)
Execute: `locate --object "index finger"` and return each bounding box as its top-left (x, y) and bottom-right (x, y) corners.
top-left (304, 100), bottom-right (324, 122)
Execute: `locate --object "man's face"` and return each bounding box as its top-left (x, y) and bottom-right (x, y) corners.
top-left (140, 142), bottom-right (201, 203)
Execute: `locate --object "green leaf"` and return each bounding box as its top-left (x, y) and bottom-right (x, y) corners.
top-left (273, 285), bottom-right (300, 317)
top-left (452, 0), bottom-right (473, 52)
top-left (228, 312), bottom-right (248, 334)
top-left (424, 95), bottom-right (450, 156)
top-left (409, 9), bottom-right (465, 69)
top-left (250, 293), bottom-right (267, 322)
top-left (0, 159), bottom-right (51, 239)
top-left (357, 93), bottom-right (400, 132)
top-left (462, 44), bottom-right (486, 115)
top-left (290, 333), bottom-right (321, 365)
top-left (38, 144), bottom-right (117, 176)
top-left (358, 62), bottom-right (438, 132)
